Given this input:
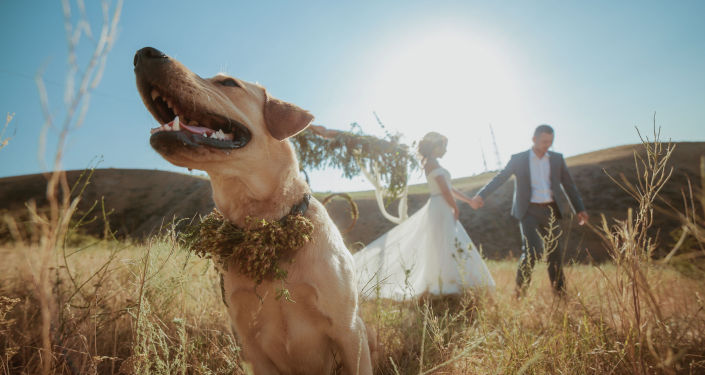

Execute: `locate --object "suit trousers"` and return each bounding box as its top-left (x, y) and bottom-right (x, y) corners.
top-left (516, 202), bottom-right (566, 292)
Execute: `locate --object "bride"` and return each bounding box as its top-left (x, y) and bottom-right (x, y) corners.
top-left (353, 132), bottom-right (495, 300)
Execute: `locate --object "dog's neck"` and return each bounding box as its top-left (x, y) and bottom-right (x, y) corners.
top-left (208, 166), bottom-right (310, 228)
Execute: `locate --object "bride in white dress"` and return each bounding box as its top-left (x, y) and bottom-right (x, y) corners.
top-left (354, 132), bottom-right (495, 300)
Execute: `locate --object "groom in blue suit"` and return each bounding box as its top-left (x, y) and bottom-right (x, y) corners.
top-left (471, 125), bottom-right (588, 296)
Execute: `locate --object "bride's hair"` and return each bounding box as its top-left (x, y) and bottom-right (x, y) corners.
top-left (417, 132), bottom-right (448, 165)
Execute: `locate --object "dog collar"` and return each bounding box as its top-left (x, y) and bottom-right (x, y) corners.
top-left (287, 193), bottom-right (311, 218)
top-left (182, 193), bottom-right (315, 287)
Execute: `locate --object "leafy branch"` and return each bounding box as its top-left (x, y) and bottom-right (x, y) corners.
top-left (293, 122), bottom-right (419, 201)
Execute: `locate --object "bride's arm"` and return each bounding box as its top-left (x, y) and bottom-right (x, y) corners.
top-left (435, 175), bottom-right (460, 220)
top-left (451, 187), bottom-right (473, 205)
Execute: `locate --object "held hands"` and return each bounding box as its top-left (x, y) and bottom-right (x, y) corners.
top-left (468, 196), bottom-right (484, 210)
top-left (466, 194), bottom-right (588, 224)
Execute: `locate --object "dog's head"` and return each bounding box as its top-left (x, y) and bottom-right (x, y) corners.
top-left (133, 47), bottom-right (313, 176)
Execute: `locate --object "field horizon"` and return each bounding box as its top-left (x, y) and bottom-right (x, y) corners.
top-left (1, 139), bottom-right (704, 374)
top-left (2, 141), bottom-right (704, 263)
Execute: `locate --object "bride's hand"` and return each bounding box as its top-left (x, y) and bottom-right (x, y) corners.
top-left (468, 196), bottom-right (484, 210)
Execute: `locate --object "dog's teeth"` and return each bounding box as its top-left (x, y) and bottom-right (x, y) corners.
top-left (150, 89), bottom-right (159, 101)
top-left (173, 116), bottom-right (180, 131)
top-left (165, 124), bottom-right (172, 131)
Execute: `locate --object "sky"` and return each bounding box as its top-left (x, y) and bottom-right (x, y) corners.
top-left (1, 0), bottom-right (704, 192)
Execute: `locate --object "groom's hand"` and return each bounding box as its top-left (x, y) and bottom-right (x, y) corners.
top-left (577, 211), bottom-right (589, 225)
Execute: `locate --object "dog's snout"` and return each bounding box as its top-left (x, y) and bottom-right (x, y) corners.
top-left (134, 47), bottom-right (168, 67)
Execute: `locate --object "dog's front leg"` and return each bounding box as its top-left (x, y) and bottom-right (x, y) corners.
top-left (330, 315), bottom-right (373, 375)
top-left (226, 324), bottom-right (282, 375)
top-left (241, 349), bottom-right (281, 375)
top-left (226, 291), bottom-right (282, 375)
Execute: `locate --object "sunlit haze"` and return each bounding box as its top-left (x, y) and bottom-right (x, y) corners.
top-left (358, 27), bottom-right (527, 183)
top-left (1, 1), bottom-right (703, 192)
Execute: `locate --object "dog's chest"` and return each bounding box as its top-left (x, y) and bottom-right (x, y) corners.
top-left (225, 275), bottom-right (336, 373)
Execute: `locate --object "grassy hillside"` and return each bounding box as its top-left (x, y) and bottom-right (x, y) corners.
top-left (1, 140), bottom-right (704, 374)
top-left (0, 169), bottom-right (214, 239)
top-left (1, 142), bottom-right (704, 262)
top-left (320, 142), bottom-right (705, 261)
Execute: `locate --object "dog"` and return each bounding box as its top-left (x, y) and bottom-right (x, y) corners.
top-left (134, 47), bottom-right (375, 374)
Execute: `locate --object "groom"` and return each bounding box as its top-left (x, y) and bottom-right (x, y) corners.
top-left (470, 125), bottom-right (588, 296)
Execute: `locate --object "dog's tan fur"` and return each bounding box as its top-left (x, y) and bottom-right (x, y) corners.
top-left (134, 48), bottom-right (375, 374)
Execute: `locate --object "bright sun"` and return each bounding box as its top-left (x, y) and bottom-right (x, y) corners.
top-left (317, 27), bottom-right (529, 191)
top-left (369, 29), bottom-right (524, 135)
top-left (359, 27), bottom-right (527, 181)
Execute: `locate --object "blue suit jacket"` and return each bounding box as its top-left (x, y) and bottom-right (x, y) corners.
top-left (476, 150), bottom-right (585, 220)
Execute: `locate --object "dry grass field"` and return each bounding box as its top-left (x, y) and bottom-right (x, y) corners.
top-left (1, 239), bottom-right (704, 374)
top-left (4, 1), bottom-right (705, 373)
top-left (1, 139), bottom-right (704, 374)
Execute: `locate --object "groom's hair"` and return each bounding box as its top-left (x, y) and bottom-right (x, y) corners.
top-left (534, 124), bottom-right (554, 137)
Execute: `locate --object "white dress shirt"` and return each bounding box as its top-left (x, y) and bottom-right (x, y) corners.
top-left (529, 150), bottom-right (553, 203)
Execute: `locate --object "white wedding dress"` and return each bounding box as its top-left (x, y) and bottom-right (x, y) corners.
top-left (353, 167), bottom-right (495, 300)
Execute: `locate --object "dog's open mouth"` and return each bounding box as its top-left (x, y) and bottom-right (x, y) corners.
top-left (146, 87), bottom-right (251, 149)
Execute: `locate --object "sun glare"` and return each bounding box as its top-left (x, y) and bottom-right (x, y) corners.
top-left (361, 28), bottom-right (527, 178)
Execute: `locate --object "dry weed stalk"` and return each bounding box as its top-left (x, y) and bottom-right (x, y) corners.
top-left (660, 155), bottom-right (705, 268)
top-left (12, 1), bottom-right (123, 374)
top-left (0, 296), bottom-right (21, 375)
top-left (0, 113), bottom-right (13, 151)
top-left (586, 123), bottom-right (691, 374)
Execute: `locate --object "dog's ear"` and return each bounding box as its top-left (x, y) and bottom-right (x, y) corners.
top-left (263, 91), bottom-right (314, 140)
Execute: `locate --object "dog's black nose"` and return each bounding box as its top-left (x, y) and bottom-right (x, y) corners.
top-left (133, 47), bottom-right (168, 67)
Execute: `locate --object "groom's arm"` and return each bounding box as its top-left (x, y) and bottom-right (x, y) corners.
top-left (559, 156), bottom-right (586, 213)
top-left (476, 155), bottom-right (517, 200)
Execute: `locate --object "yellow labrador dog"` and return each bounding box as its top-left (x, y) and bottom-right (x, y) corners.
top-left (134, 47), bottom-right (374, 374)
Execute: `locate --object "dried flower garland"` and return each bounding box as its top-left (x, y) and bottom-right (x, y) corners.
top-left (181, 207), bottom-right (314, 287)
top-left (292, 123), bottom-right (419, 201)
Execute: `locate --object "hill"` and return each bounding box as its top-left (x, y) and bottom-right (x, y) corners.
top-left (1, 142), bottom-right (703, 261)
top-left (0, 169), bottom-right (214, 239)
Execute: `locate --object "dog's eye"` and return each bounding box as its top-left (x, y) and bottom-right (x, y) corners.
top-left (218, 78), bottom-right (241, 88)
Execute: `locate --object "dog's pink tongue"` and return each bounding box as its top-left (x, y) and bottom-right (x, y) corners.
top-left (171, 120), bottom-right (212, 135)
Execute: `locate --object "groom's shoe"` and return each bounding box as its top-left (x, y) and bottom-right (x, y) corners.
top-left (514, 286), bottom-right (527, 300)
